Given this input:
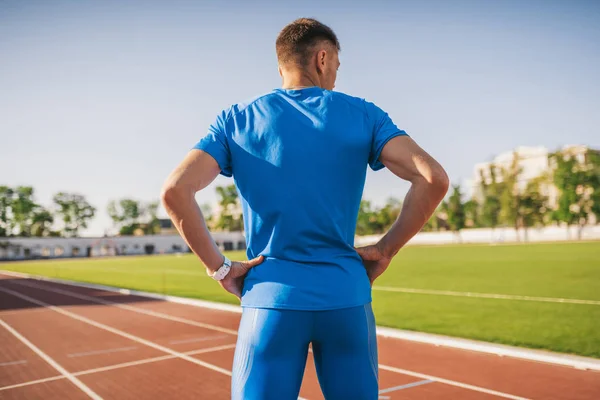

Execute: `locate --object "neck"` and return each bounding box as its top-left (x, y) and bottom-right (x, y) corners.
top-left (281, 69), bottom-right (321, 90)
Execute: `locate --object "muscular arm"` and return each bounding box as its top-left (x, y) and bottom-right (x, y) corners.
top-left (377, 136), bottom-right (449, 257)
top-left (160, 150), bottom-right (224, 271)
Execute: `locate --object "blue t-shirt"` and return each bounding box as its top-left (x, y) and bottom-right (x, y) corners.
top-left (194, 87), bottom-right (407, 310)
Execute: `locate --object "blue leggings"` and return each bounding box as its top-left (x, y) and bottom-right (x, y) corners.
top-left (231, 304), bottom-right (378, 400)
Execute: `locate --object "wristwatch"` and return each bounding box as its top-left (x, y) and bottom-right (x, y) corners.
top-left (207, 256), bottom-right (232, 281)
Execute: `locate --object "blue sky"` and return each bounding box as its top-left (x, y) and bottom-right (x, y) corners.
top-left (1, 0), bottom-right (599, 236)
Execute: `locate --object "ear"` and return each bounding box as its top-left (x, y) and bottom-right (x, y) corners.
top-left (278, 65), bottom-right (283, 77)
top-left (316, 49), bottom-right (327, 75)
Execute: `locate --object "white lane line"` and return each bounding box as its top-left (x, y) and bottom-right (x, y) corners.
top-left (379, 364), bottom-right (529, 400)
top-left (379, 379), bottom-right (434, 394)
top-left (7, 272), bottom-right (598, 371)
top-left (0, 319), bottom-right (103, 400)
top-left (169, 335), bottom-right (228, 345)
top-left (74, 343), bottom-right (237, 377)
top-left (68, 346), bottom-right (137, 358)
top-left (0, 360), bottom-right (28, 367)
top-left (0, 287), bottom-right (232, 376)
top-left (17, 264), bottom-right (206, 277)
top-left (10, 280), bottom-right (238, 335)
top-left (373, 286), bottom-right (600, 306)
top-left (0, 376), bottom-right (65, 392)
top-left (9, 278), bottom-right (530, 400)
top-left (0, 343), bottom-right (237, 392)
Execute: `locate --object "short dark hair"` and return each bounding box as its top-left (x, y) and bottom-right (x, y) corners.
top-left (276, 18), bottom-right (340, 67)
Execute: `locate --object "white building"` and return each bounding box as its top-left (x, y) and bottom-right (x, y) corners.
top-left (0, 232), bottom-right (246, 261)
top-left (470, 145), bottom-right (591, 208)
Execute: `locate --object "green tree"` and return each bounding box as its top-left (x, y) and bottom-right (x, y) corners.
top-left (143, 201), bottom-right (161, 235)
top-left (0, 186), bottom-right (14, 237)
top-left (375, 197), bottom-right (402, 233)
top-left (11, 186), bottom-right (38, 237)
top-left (108, 199), bottom-right (143, 235)
top-left (356, 198), bottom-right (403, 235)
top-left (480, 165), bottom-right (501, 230)
top-left (31, 207), bottom-right (54, 237)
top-left (464, 199), bottom-right (480, 228)
top-left (53, 192), bottom-right (96, 237)
top-left (356, 200), bottom-right (376, 235)
top-left (200, 203), bottom-right (214, 230)
top-left (214, 185), bottom-right (243, 231)
top-left (499, 153), bottom-right (522, 234)
top-left (586, 151), bottom-right (600, 223)
top-left (550, 150), bottom-right (600, 239)
top-left (441, 185), bottom-right (466, 240)
top-left (517, 180), bottom-right (548, 242)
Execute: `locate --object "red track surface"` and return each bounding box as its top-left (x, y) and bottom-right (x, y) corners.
top-left (1, 274), bottom-right (599, 399)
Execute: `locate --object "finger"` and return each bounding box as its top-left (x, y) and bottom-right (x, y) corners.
top-left (242, 255), bottom-right (265, 269)
top-left (355, 246), bottom-right (377, 261)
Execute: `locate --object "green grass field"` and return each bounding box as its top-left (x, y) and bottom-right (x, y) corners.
top-left (2, 241), bottom-right (599, 358)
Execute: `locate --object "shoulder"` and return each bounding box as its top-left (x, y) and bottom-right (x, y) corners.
top-left (329, 91), bottom-right (386, 124)
top-left (219, 91), bottom-right (279, 123)
top-left (328, 90), bottom-right (368, 112)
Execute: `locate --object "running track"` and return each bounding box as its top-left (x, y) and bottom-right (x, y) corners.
top-left (0, 274), bottom-right (599, 399)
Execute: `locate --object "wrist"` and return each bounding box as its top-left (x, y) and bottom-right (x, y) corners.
top-left (205, 253), bottom-right (226, 274)
top-left (377, 238), bottom-right (396, 259)
top-left (206, 255), bottom-right (231, 281)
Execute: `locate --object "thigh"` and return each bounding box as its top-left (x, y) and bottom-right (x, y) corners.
top-left (312, 304), bottom-right (378, 400)
top-left (232, 307), bottom-right (311, 400)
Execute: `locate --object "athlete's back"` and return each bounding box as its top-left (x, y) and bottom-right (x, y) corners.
top-left (195, 87), bottom-right (407, 310)
top-left (164, 18), bottom-right (448, 400)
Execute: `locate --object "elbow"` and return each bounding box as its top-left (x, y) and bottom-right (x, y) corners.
top-left (160, 185), bottom-right (176, 211)
top-left (160, 182), bottom-right (188, 211)
top-left (423, 166), bottom-right (449, 200)
top-left (433, 167), bottom-right (450, 196)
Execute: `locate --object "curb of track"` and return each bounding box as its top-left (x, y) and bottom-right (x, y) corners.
top-left (2, 269), bottom-right (599, 372)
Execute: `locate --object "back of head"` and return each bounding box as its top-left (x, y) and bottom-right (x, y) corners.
top-left (276, 18), bottom-right (341, 90)
top-left (276, 18), bottom-right (340, 67)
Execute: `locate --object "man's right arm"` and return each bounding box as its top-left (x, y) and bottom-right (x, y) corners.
top-left (376, 135), bottom-right (449, 257)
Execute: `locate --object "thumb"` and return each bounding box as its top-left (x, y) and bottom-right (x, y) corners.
top-left (241, 255), bottom-right (265, 269)
top-left (355, 246), bottom-right (376, 261)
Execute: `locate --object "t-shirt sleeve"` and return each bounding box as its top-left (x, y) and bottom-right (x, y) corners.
top-left (192, 111), bottom-right (233, 177)
top-left (365, 101), bottom-right (408, 171)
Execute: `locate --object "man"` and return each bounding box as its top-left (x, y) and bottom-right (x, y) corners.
top-left (162, 18), bottom-right (448, 400)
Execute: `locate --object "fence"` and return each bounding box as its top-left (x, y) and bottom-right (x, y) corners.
top-left (354, 225), bottom-right (600, 247)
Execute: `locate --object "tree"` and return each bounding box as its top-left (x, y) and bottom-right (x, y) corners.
top-left (214, 185), bottom-right (243, 231)
top-left (550, 150), bottom-right (600, 239)
top-left (356, 200), bottom-right (376, 235)
top-left (31, 207), bottom-right (54, 237)
top-left (441, 185), bottom-right (466, 240)
top-left (585, 151), bottom-right (600, 224)
top-left (200, 203), bottom-right (214, 230)
top-left (0, 186), bottom-right (14, 237)
top-left (11, 186), bottom-right (38, 237)
top-left (516, 180), bottom-right (548, 242)
top-left (499, 153), bottom-right (522, 235)
top-left (376, 197), bottom-right (402, 232)
top-left (108, 199), bottom-right (143, 236)
top-left (479, 165), bottom-right (501, 230)
top-left (53, 192), bottom-right (96, 237)
top-left (464, 199), bottom-right (479, 228)
top-left (143, 201), bottom-right (161, 235)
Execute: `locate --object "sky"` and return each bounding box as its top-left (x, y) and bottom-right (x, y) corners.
top-left (1, 0), bottom-right (599, 236)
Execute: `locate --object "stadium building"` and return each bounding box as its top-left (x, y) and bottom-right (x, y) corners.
top-left (0, 226), bottom-right (246, 261)
top-left (469, 145), bottom-right (593, 208)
